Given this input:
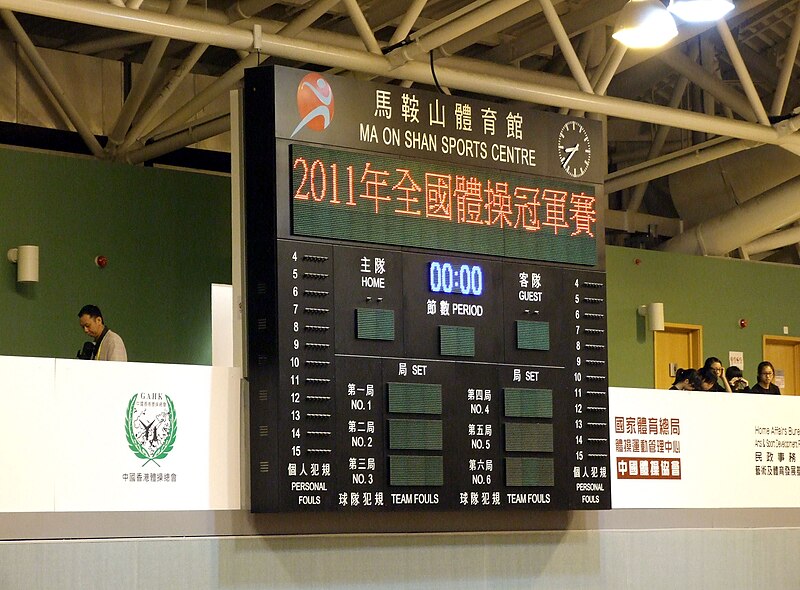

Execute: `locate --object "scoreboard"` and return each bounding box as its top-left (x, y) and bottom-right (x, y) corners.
top-left (243, 66), bottom-right (611, 514)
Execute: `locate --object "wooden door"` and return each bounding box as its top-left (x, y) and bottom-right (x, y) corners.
top-left (653, 323), bottom-right (703, 389)
top-left (763, 336), bottom-right (800, 395)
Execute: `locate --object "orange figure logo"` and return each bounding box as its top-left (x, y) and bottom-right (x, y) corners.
top-left (291, 72), bottom-right (335, 137)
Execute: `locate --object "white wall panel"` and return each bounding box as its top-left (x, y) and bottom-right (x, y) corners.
top-left (0, 356), bottom-right (55, 512)
top-left (2, 530), bottom-right (800, 589)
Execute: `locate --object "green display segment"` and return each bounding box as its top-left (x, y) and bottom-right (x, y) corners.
top-left (387, 382), bottom-right (443, 414)
top-left (389, 419), bottom-right (443, 450)
top-left (291, 144), bottom-right (597, 265)
top-left (504, 388), bottom-right (553, 418)
top-left (389, 455), bottom-right (444, 486)
top-left (439, 325), bottom-right (475, 357)
top-left (506, 457), bottom-right (555, 487)
top-left (505, 423), bottom-right (554, 453)
top-left (516, 320), bottom-right (550, 350)
top-left (356, 308), bottom-right (395, 340)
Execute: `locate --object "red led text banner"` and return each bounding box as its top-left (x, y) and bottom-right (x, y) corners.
top-left (290, 144), bottom-right (598, 265)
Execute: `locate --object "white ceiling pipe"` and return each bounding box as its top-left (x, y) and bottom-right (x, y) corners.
top-left (744, 225), bottom-right (800, 255)
top-left (387, 0), bottom-right (528, 64)
top-left (5, 0), bottom-right (800, 152)
top-left (140, 0), bottom-right (230, 24)
top-left (611, 141), bottom-right (688, 164)
top-left (593, 43), bottom-right (627, 96)
top-left (627, 75), bottom-right (690, 212)
top-left (341, 0), bottom-right (382, 55)
top-left (147, 53), bottom-right (257, 139)
top-left (538, 0), bottom-right (593, 94)
top-left (118, 42), bottom-right (208, 152)
top-left (226, 0), bottom-right (277, 22)
top-left (569, 42), bottom-right (627, 117)
top-left (388, 0), bottom-right (429, 46)
top-left (661, 174), bottom-right (800, 255)
top-left (436, 56), bottom-right (578, 90)
top-left (700, 34), bottom-right (716, 119)
top-left (149, 109), bottom-right (228, 141)
top-left (275, 0), bottom-right (341, 37)
top-left (606, 137), bottom-right (757, 194)
top-left (8, 0), bottom-right (255, 49)
top-left (770, 5), bottom-right (800, 117)
top-left (108, 0), bottom-right (188, 150)
top-left (716, 20), bottom-right (771, 126)
top-left (0, 9), bottom-right (104, 158)
top-left (605, 209), bottom-right (684, 236)
top-left (61, 32), bottom-right (151, 54)
top-left (657, 47), bottom-right (757, 122)
top-left (145, 0), bottom-right (343, 138)
top-left (123, 113), bottom-right (230, 164)
top-left (483, 0), bottom-right (626, 64)
top-left (575, 28), bottom-right (595, 71)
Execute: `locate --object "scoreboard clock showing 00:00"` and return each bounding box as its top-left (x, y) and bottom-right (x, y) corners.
top-left (429, 262), bottom-right (484, 296)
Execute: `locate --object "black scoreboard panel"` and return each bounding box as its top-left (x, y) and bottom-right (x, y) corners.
top-left (244, 66), bottom-right (611, 515)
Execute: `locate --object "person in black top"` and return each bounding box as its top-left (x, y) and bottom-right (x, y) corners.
top-left (702, 357), bottom-right (731, 392)
top-left (751, 361), bottom-right (781, 395)
top-left (725, 365), bottom-right (750, 393)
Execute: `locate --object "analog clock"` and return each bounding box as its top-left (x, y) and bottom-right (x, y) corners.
top-left (558, 121), bottom-right (591, 178)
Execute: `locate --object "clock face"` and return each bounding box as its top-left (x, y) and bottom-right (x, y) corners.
top-left (557, 121), bottom-right (591, 178)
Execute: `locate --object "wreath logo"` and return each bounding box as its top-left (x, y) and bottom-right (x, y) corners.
top-left (125, 393), bottom-right (177, 467)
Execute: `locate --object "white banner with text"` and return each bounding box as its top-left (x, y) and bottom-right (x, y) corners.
top-left (0, 356), bottom-right (241, 512)
top-left (610, 387), bottom-right (800, 508)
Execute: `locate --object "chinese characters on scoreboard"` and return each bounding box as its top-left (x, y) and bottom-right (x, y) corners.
top-left (615, 415), bottom-right (682, 481)
top-left (293, 154), bottom-right (597, 239)
top-left (374, 88), bottom-right (524, 141)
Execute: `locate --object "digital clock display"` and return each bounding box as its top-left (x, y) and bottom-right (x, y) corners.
top-left (429, 261), bottom-right (484, 296)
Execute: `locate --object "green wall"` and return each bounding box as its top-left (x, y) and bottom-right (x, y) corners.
top-left (1, 147), bottom-right (231, 364)
top-left (607, 245), bottom-right (800, 387)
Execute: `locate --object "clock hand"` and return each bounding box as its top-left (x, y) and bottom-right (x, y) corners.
top-left (563, 143), bottom-right (580, 167)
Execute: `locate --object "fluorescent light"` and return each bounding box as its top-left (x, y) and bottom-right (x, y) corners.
top-left (668, 0), bottom-right (734, 22)
top-left (613, 0), bottom-right (679, 49)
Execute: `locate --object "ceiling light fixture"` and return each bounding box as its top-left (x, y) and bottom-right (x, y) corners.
top-left (667, 0), bottom-right (734, 23)
top-left (612, 0), bottom-right (679, 49)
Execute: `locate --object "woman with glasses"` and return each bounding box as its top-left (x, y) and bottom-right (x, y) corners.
top-left (702, 356), bottom-right (731, 392)
top-left (751, 361), bottom-right (781, 395)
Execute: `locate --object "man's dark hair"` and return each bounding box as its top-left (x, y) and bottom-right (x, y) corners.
top-left (703, 356), bottom-right (723, 369)
top-left (78, 304), bottom-right (103, 319)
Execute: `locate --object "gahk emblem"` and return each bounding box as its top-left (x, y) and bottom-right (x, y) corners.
top-left (291, 72), bottom-right (334, 137)
top-left (125, 393), bottom-right (177, 466)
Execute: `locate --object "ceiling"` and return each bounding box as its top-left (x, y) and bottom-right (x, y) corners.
top-left (1, 0), bottom-right (800, 262)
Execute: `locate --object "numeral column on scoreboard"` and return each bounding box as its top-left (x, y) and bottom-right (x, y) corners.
top-left (278, 240), bottom-right (337, 509)
top-left (566, 271), bottom-right (611, 509)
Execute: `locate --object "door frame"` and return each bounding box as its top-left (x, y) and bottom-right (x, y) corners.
top-left (653, 323), bottom-right (704, 388)
top-left (762, 335), bottom-right (800, 394)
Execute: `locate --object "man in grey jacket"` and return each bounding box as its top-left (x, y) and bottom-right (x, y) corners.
top-left (77, 304), bottom-right (127, 361)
